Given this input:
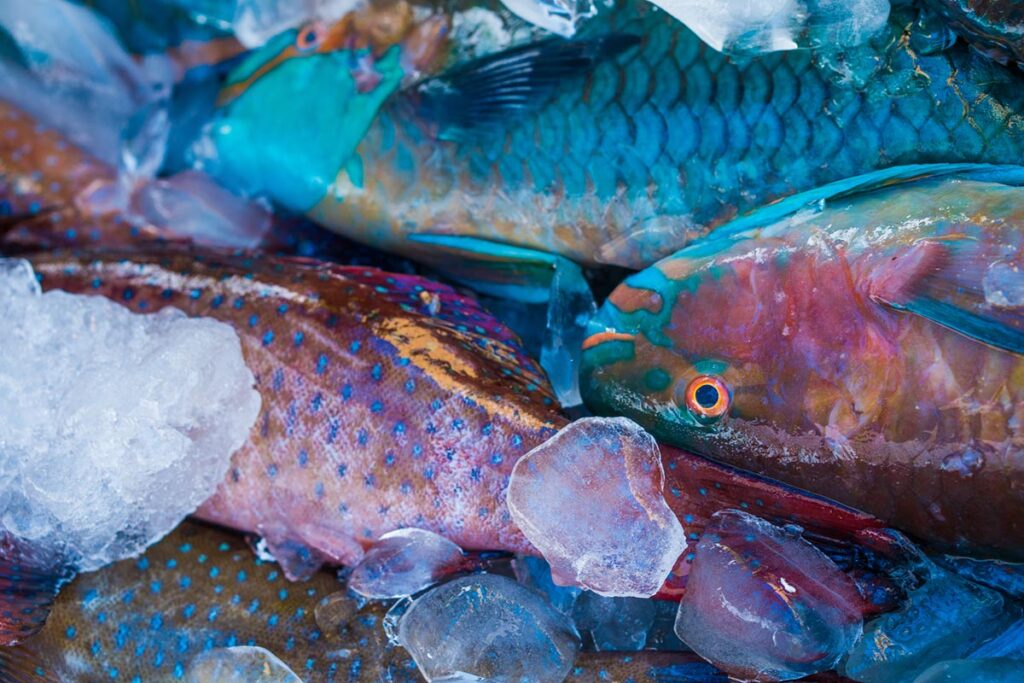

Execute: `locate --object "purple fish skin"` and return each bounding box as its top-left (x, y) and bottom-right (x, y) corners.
top-left (28, 249), bottom-right (562, 578)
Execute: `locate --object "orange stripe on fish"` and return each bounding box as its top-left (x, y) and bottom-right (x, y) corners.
top-left (582, 331), bottom-right (636, 350)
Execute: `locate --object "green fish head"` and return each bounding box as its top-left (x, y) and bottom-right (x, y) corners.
top-left (206, 1), bottom-right (450, 212)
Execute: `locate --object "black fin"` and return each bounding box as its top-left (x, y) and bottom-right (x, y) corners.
top-left (0, 641), bottom-right (59, 682)
top-left (0, 536), bottom-right (73, 646)
top-left (415, 34), bottom-right (640, 138)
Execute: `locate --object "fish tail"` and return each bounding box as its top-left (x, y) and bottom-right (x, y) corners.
top-left (0, 536), bottom-right (73, 647)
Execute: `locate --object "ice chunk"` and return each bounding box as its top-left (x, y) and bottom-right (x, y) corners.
top-left (674, 509), bottom-right (863, 681)
top-left (983, 261), bottom-right (1024, 308)
top-left (348, 528), bottom-right (466, 599)
top-left (914, 658), bottom-right (1024, 683)
top-left (648, 0), bottom-right (890, 55)
top-left (186, 646), bottom-right (302, 682)
top-left (0, 259), bottom-right (260, 571)
top-left (842, 562), bottom-right (1010, 683)
top-left (499, 0), bottom-right (596, 38)
top-left (129, 170), bottom-right (273, 249)
top-left (390, 574), bottom-right (580, 682)
top-left (541, 258), bottom-right (596, 408)
top-left (572, 591), bottom-right (656, 651)
top-left (506, 417), bottom-right (686, 597)
top-left (0, 0), bottom-right (172, 173)
top-left (166, 0), bottom-right (356, 47)
top-left (314, 590), bottom-right (361, 637)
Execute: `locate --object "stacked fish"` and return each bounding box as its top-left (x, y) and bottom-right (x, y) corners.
top-left (0, 0), bottom-right (1022, 681)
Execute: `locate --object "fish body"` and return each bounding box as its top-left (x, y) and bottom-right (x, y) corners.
top-left (581, 168), bottom-right (1024, 559)
top-left (29, 248), bottom-right (562, 578)
top-left (25, 248), bottom-right (901, 605)
top-left (216, 0), bottom-right (1024, 270)
top-left (3, 520), bottom-right (753, 683)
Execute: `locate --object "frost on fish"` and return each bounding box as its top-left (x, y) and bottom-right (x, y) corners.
top-left (0, 257), bottom-right (260, 573)
top-left (388, 574), bottom-right (580, 683)
top-left (647, 0), bottom-right (890, 54)
top-left (165, 0), bottom-right (356, 47)
top-left (186, 646), bottom-right (302, 682)
top-left (674, 510), bottom-right (863, 681)
top-left (498, 0), bottom-right (595, 37)
top-left (506, 417), bottom-right (686, 597)
top-left (348, 528), bottom-right (466, 599)
top-left (842, 551), bottom-right (1013, 683)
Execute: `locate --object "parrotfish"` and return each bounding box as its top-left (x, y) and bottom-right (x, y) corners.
top-left (0, 520), bottom-right (756, 683)
top-left (210, 0), bottom-right (1024, 288)
top-left (581, 164), bottom-right (1024, 561)
top-left (25, 248), bottom-right (903, 607)
top-left (923, 0), bottom-right (1024, 65)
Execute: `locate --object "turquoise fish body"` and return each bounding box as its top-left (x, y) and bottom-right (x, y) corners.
top-left (215, 1), bottom-right (1024, 270)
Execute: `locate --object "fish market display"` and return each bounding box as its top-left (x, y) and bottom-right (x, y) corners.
top-left (581, 166), bottom-right (1024, 560)
top-left (207, 0), bottom-right (1024, 279)
top-left (3, 0), bottom-right (1024, 679)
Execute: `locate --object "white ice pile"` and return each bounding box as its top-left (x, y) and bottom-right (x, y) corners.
top-left (499, 0), bottom-right (596, 38)
top-left (387, 574), bottom-right (581, 682)
top-left (648, 0), bottom-right (890, 55)
top-left (187, 646), bottom-right (302, 682)
top-left (506, 417), bottom-right (686, 598)
top-left (0, 259), bottom-right (260, 572)
top-left (166, 0), bottom-right (356, 47)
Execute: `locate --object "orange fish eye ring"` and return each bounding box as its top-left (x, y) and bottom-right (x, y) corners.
top-left (683, 375), bottom-right (731, 420)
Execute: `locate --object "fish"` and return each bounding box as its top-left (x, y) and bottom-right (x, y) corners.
top-left (2, 520), bottom-right (856, 682)
top-left (922, 0), bottom-right (1024, 66)
top-left (208, 0), bottom-right (1024, 292)
top-left (580, 164), bottom-right (1024, 561)
top-left (21, 247), bottom-right (906, 611)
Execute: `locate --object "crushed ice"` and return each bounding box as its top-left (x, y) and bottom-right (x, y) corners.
top-left (0, 259), bottom-right (260, 571)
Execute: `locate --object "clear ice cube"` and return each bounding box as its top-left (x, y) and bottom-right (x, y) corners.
top-left (186, 646), bottom-right (302, 682)
top-left (166, 0), bottom-right (356, 47)
top-left (674, 509), bottom-right (863, 681)
top-left (540, 258), bottom-right (596, 408)
top-left (393, 574), bottom-right (580, 682)
top-left (506, 417), bottom-right (686, 597)
top-left (0, 260), bottom-right (260, 571)
top-left (348, 528), bottom-right (465, 599)
top-left (513, 555), bottom-right (581, 615)
top-left (572, 591), bottom-right (657, 651)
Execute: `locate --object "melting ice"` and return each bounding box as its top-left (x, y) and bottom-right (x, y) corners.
top-left (499, 0), bottom-right (596, 38)
top-left (506, 417), bottom-right (686, 597)
top-left (0, 259), bottom-right (260, 571)
top-left (674, 509), bottom-right (863, 681)
top-left (648, 0), bottom-right (890, 55)
top-left (186, 646), bottom-right (302, 682)
top-left (348, 528), bottom-right (466, 599)
top-left (389, 573), bottom-right (580, 682)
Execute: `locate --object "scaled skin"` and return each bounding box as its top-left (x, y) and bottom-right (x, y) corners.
top-left (6, 521), bottom-right (766, 683)
top-left (582, 176), bottom-right (1024, 560)
top-left (220, 1), bottom-right (1024, 269)
top-left (29, 249), bottom-right (898, 608)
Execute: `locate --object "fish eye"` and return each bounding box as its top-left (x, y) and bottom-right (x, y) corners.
top-left (683, 375), bottom-right (731, 421)
top-left (296, 23), bottom-right (324, 51)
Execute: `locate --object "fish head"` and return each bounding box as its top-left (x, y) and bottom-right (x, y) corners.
top-left (206, 0), bottom-right (450, 212)
top-left (581, 234), bottom-right (820, 457)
